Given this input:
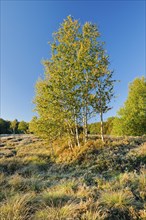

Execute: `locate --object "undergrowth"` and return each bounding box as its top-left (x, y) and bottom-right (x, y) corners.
top-left (0, 135), bottom-right (146, 219)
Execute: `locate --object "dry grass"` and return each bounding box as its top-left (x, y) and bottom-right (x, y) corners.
top-left (33, 202), bottom-right (79, 220)
top-left (0, 134), bottom-right (145, 219)
top-left (0, 193), bottom-right (35, 220)
top-left (99, 189), bottom-right (135, 210)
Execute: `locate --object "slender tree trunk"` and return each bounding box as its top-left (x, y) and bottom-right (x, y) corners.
top-left (74, 107), bottom-right (80, 147)
top-left (99, 86), bottom-right (104, 142)
top-left (70, 127), bottom-right (76, 145)
top-left (66, 126), bottom-right (74, 149)
top-left (74, 114), bottom-right (80, 147)
top-left (100, 111), bottom-right (104, 142)
top-left (66, 121), bottom-right (76, 146)
top-left (84, 70), bottom-right (89, 143)
top-left (82, 107), bottom-right (88, 144)
top-left (85, 99), bottom-right (88, 142)
top-left (82, 108), bottom-right (86, 143)
top-left (68, 138), bottom-right (73, 151)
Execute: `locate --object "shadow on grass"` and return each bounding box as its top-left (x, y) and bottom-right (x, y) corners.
top-left (0, 139), bottom-right (145, 180)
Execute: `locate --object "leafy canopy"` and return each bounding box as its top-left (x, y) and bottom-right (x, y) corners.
top-left (112, 76), bottom-right (146, 136)
top-left (32, 16), bottom-right (114, 143)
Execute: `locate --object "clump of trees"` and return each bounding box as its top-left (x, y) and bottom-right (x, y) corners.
top-left (10, 119), bottom-right (19, 134)
top-left (18, 121), bottom-right (29, 134)
top-left (89, 77), bottom-right (146, 136)
top-left (0, 119), bottom-right (11, 134)
top-left (112, 77), bottom-right (146, 136)
top-left (31, 16), bottom-right (115, 145)
top-left (0, 118), bottom-right (29, 134)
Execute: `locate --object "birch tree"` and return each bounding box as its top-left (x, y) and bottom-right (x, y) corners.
top-left (112, 77), bottom-right (146, 136)
top-left (10, 119), bottom-right (18, 134)
top-left (33, 16), bottom-right (114, 145)
top-left (91, 71), bottom-right (115, 141)
top-left (77, 22), bottom-right (102, 142)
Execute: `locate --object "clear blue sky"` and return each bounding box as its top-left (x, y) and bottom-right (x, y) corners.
top-left (1, 0), bottom-right (145, 122)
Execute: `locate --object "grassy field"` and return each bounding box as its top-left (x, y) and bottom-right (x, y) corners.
top-left (0, 134), bottom-right (146, 220)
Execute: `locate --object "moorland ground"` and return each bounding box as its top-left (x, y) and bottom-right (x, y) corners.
top-left (0, 134), bottom-right (146, 220)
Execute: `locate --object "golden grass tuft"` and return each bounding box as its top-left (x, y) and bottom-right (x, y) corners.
top-left (99, 189), bottom-right (135, 210)
top-left (33, 202), bottom-right (79, 220)
top-left (0, 193), bottom-right (35, 220)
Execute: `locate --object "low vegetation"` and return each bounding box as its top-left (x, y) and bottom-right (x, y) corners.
top-left (0, 134), bottom-right (146, 219)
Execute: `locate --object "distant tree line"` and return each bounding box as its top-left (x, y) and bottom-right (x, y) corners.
top-left (0, 119), bottom-right (29, 134)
